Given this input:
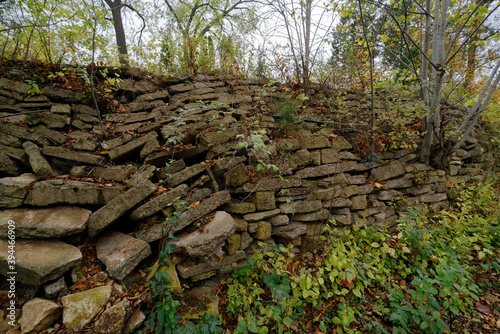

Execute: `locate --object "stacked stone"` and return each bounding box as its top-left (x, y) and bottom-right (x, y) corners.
top-left (0, 67), bottom-right (494, 332)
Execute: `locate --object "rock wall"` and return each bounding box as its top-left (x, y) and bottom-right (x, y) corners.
top-left (0, 67), bottom-right (497, 332)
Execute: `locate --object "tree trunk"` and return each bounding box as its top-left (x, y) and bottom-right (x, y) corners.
top-left (105, 0), bottom-right (129, 66)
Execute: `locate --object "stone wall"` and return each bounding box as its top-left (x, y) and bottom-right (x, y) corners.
top-left (0, 68), bottom-right (497, 332)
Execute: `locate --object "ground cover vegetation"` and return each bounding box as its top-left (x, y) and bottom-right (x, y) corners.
top-left (145, 178), bottom-right (500, 334)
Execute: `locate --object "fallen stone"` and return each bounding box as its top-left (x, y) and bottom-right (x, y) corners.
top-left (130, 184), bottom-right (189, 221)
top-left (140, 138), bottom-right (161, 160)
top-left (94, 299), bottom-right (130, 334)
top-left (0, 122), bottom-right (46, 146)
top-left (93, 165), bottom-right (136, 182)
top-left (21, 298), bottom-right (61, 334)
top-left (22, 141), bottom-right (55, 180)
top-left (166, 162), bottom-right (206, 187)
top-left (43, 277), bottom-right (68, 299)
top-left (128, 164), bottom-right (156, 188)
top-left (173, 187), bottom-right (212, 210)
top-left (0, 238), bottom-right (82, 285)
top-left (42, 146), bottom-right (106, 165)
top-left (71, 140), bottom-right (96, 151)
top-left (273, 222), bottom-right (306, 239)
top-left (136, 190), bottom-right (231, 241)
top-left (374, 161), bottom-right (405, 181)
top-left (125, 309), bottom-right (146, 334)
top-left (97, 231), bottom-right (151, 280)
top-left (1, 144), bottom-right (29, 166)
top-left (330, 136), bottom-right (352, 151)
top-left (25, 180), bottom-right (124, 206)
top-left (87, 180), bottom-right (156, 237)
top-left (101, 133), bottom-right (133, 150)
top-left (173, 211), bottom-right (237, 257)
top-left (0, 174), bottom-right (36, 208)
top-left (108, 132), bottom-right (158, 162)
top-left (33, 125), bottom-right (67, 145)
top-left (61, 286), bottom-right (112, 330)
top-left (0, 206), bottom-right (91, 238)
top-left (279, 200), bottom-right (322, 214)
top-left (0, 131), bottom-right (22, 147)
top-left (295, 161), bottom-right (357, 178)
top-left (156, 159), bottom-right (186, 179)
top-left (243, 209), bottom-right (281, 223)
top-left (0, 152), bottom-right (21, 175)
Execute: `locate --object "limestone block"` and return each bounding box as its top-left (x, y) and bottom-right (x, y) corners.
top-left (0, 206), bottom-right (90, 238)
top-left (97, 231), bottom-right (151, 280)
top-left (21, 298), bottom-right (61, 334)
top-left (250, 191), bottom-right (276, 211)
top-left (61, 286), bottom-right (112, 330)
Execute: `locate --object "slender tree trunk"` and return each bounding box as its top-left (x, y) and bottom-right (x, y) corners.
top-left (302, 0), bottom-right (312, 94)
top-left (420, 0), bottom-right (431, 104)
top-left (420, 0), bottom-right (450, 164)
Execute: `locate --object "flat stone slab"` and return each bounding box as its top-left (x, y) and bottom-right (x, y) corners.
top-left (25, 180), bottom-right (124, 206)
top-left (42, 146), bottom-right (106, 165)
top-left (87, 180), bottom-right (156, 237)
top-left (243, 209), bottom-right (281, 223)
top-left (61, 286), bottom-right (112, 330)
top-left (0, 173), bottom-right (36, 208)
top-left (0, 206), bottom-right (91, 238)
top-left (293, 209), bottom-right (332, 222)
top-left (0, 239), bottom-right (82, 285)
top-left (173, 211), bottom-right (237, 257)
top-left (166, 163), bottom-right (206, 187)
top-left (96, 231), bottom-right (151, 280)
top-left (93, 165), bottom-right (136, 182)
top-left (130, 184), bottom-right (189, 221)
top-left (108, 132), bottom-right (157, 162)
top-left (273, 222), bottom-right (306, 239)
top-left (136, 190), bottom-right (231, 242)
top-left (279, 200), bottom-right (322, 214)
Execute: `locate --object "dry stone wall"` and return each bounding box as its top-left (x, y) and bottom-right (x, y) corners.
top-left (0, 68), bottom-right (497, 332)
